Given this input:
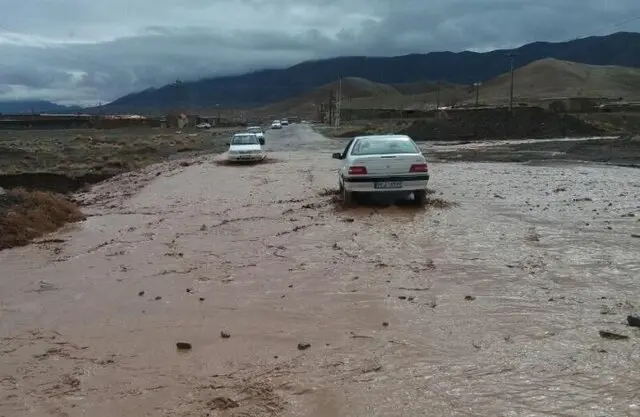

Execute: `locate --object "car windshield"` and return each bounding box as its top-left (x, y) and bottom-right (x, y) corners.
top-left (231, 135), bottom-right (259, 145)
top-left (350, 138), bottom-right (419, 155)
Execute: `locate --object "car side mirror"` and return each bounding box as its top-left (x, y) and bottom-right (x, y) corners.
top-left (259, 138), bottom-right (265, 145)
top-left (332, 152), bottom-right (342, 159)
top-left (225, 142), bottom-right (230, 146)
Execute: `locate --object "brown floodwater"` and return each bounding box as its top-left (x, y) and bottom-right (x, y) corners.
top-left (1, 125), bottom-right (639, 417)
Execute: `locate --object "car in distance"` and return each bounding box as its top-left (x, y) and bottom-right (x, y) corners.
top-left (227, 133), bottom-right (266, 162)
top-left (246, 126), bottom-right (265, 145)
top-left (281, 119), bottom-right (289, 126)
top-left (332, 134), bottom-right (429, 206)
top-left (271, 120), bottom-right (282, 129)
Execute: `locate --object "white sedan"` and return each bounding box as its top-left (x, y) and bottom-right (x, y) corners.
top-left (332, 134), bottom-right (430, 206)
top-left (271, 120), bottom-right (282, 129)
top-left (227, 133), bottom-right (266, 162)
top-left (246, 126), bottom-right (265, 144)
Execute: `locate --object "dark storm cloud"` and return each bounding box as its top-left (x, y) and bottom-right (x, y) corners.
top-left (1, 0), bottom-right (639, 104)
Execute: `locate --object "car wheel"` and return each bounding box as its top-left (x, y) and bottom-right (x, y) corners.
top-left (342, 186), bottom-right (354, 207)
top-left (414, 190), bottom-right (427, 207)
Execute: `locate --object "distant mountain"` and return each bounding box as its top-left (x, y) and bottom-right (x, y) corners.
top-left (101, 31), bottom-right (640, 112)
top-left (0, 100), bottom-right (83, 115)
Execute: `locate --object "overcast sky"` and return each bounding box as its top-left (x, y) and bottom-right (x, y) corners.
top-left (1, 0), bottom-right (639, 105)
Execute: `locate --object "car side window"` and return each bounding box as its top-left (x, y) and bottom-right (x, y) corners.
top-left (342, 138), bottom-right (355, 159)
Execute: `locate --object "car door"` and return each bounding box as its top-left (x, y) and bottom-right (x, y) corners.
top-left (338, 138), bottom-right (356, 180)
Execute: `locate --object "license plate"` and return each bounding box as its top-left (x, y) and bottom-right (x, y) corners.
top-left (374, 181), bottom-right (402, 189)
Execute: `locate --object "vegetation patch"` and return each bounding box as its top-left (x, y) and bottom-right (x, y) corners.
top-left (0, 188), bottom-right (85, 250)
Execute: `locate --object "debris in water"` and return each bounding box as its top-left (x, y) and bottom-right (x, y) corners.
top-left (138, 290), bottom-right (145, 296)
top-left (598, 330), bottom-right (629, 340)
top-left (220, 331), bottom-right (230, 339)
top-left (176, 342), bottom-right (192, 350)
top-left (627, 313), bottom-right (640, 328)
top-left (465, 295), bottom-right (476, 301)
top-left (208, 397), bottom-right (239, 410)
top-left (297, 342), bottom-right (311, 351)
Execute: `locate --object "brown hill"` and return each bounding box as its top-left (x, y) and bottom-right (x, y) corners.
top-left (478, 58), bottom-right (640, 102)
top-left (391, 81), bottom-right (459, 95)
top-left (254, 77), bottom-right (402, 118)
top-left (252, 59), bottom-right (640, 116)
top-left (338, 59), bottom-right (640, 110)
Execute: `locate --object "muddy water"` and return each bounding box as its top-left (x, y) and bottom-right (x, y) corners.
top-left (1, 125), bottom-right (639, 417)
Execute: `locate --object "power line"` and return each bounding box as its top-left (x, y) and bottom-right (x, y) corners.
top-left (569, 14), bottom-right (640, 41)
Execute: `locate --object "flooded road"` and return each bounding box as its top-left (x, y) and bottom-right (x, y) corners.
top-left (1, 124), bottom-right (640, 417)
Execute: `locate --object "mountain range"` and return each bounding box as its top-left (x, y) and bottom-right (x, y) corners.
top-left (3, 31), bottom-right (640, 115)
top-left (0, 100), bottom-right (83, 115)
top-left (100, 31), bottom-right (640, 113)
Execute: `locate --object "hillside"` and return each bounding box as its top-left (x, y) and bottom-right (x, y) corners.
top-left (479, 58), bottom-right (640, 101)
top-left (342, 58), bottom-right (640, 110)
top-left (99, 31), bottom-right (640, 112)
top-left (254, 77), bottom-right (403, 116)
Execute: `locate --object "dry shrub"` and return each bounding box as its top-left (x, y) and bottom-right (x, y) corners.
top-left (0, 188), bottom-right (85, 250)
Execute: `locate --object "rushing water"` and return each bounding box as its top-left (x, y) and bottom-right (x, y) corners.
top-left (1, 125), bottom-right (639, 416)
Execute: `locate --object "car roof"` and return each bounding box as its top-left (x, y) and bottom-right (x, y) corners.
top-left (234, 132), bottom-right (256, 136)
top-left (353, 134), bottom-right (412, 141)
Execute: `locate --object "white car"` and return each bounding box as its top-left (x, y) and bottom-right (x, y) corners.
top-left (271, 120), bottom-right (282, 129)
top-left (281, 119), bottom-right (289, 126)
top-left (246, 126), bottom-right (265, 144)
top-left (227, 133), bottom-right (266, 162)
top-left (196, 122), bottom-right (211, 129)
top-left (332, 134), bottom-right (430, 206)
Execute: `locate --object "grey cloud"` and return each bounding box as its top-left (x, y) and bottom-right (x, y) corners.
top-left (1, 0), bottom-right (639, 104)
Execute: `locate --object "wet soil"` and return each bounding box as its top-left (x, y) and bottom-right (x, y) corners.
top-left (320, 108), bottom-right (610, 141)
top-left (0, 127), bottom-right (235, 193)
top-left (400, 107), bottom-right (607, 141)
top-left (428, 135), bottom-right (640, 168)
top-left (1, 125), bottom-right (639, 416)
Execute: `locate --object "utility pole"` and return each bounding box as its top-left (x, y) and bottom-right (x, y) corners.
top-left (336, 77), bottom-right (342, 128)
top-left (474, 82), bottom-right (481, 107)
top-left (328, 91), bottom-right (335, 126)
top-left (435, 81), bottom-right (440, 119)
top-left (507, 52), bottom-right (517, 113)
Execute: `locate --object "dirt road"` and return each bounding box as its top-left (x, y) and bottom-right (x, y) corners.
top-left (1, 125), bottom-right (639, 416)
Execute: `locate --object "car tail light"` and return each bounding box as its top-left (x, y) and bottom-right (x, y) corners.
top-left (348, 166), bottom-right (367, 175)
top-left (410, 163), bottom-right (428, 172)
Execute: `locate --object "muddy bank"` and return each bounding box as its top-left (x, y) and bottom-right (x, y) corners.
top-left (401, 107), bottom-right (606, 141)
top-left (0, 127), bottom-right (235, 192)
top-left (430, 136), bottom-right (640, 167)
top-left (0, 188), bottom-right (84, 250)
top-left (323, 107), bottom-right (609, 141)
top-left (0, 172), bottom-right (114, 194)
